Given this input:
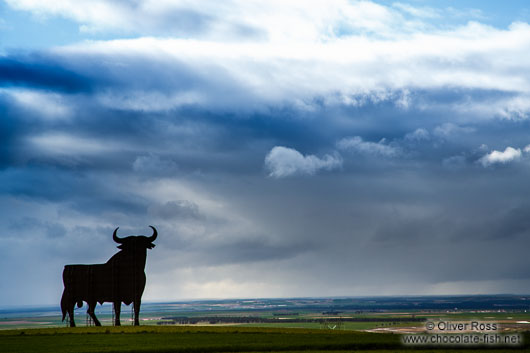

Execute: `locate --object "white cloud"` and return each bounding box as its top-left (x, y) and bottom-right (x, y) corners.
top-left (479, 147), bottom-right (522, 167)
top-left (148, 200), bottom-right (200, 220)
top-left (5, 0), bottom-right (422, 40)
top-left (478, 144), bottom-right (489, 151)
top-left (2, 89), bottom-right (71, 120)
top-left (392, 2), bottom-right (441, 19)
top-left (29, 133), bottom-right (114, 155)
top-left (6, 0), bottom-right (140, 33)
top-left (98, 90), bottom-right (205, 112)
top-left (433, 123), bottom-right (475, 137)
top-left (337, 136), bottom-right (399, 157)
top-left (405, 128), bottom-right (430, 142)
top-left (264, 146), bottom-right (342, 178)
top-left (46, 19), bottom-right (530, 117)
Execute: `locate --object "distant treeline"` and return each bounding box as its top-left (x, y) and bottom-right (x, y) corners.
top-left (158, 316), bottom-right (424, 325)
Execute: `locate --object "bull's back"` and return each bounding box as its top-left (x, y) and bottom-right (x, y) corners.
top-left (62, 262), bottom-right (147, 305)
top-left (63, 264), bottom-right (114, 302)
top-left (63, 264), bottom-right (108, 284)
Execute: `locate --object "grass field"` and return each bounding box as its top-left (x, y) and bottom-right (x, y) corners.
top-left (1, 326), bottom-right (529, 353)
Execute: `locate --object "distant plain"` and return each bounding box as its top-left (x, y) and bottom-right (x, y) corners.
top-left (2, 296), bottom-right (530, 352)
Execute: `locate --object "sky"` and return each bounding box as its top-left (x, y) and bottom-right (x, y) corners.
top-left (1, 0), bottom-right (530, 307)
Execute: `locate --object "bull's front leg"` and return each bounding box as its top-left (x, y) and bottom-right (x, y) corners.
top-left (133, 298), bottom-right (141, 326)
top-left (68, 305), bottom-right (76, 327)
top-left (87, 301), bottom-right (101, 326)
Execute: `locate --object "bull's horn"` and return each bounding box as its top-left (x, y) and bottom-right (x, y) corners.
top-left (113, 227), bottom-right (124, 243)
top-left (147, 226), bottom-right (158, 242)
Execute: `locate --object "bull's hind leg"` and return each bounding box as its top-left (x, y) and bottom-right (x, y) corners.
top-left (113, 301), bottom-right (121, 326)
top-left (61, 291), bottom-right (76, 327)
top-left (87, 301), bottom-right (101, 326)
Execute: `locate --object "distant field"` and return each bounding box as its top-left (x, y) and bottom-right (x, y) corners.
top-left (1, 326), bottom-right (529, 353)
top-left (3, 297), bottom-right (530, 351)
top-left (235, 321), bottom-right (419, 330)
top-left (3, 307), bottom-right (530, 332)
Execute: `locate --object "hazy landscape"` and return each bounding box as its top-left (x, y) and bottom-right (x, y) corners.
top-left (3, 295), bottom-right (530, 331)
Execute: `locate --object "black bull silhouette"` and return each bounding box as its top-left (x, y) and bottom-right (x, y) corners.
top-left (61, 226), bottom-right (157, 327)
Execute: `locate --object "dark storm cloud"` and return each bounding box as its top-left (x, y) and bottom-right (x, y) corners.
top-left (197, 237), bottom-right (313, 265)
top-left (7, 217), bottom-right (67, 239)
top-left (0, 166), bottom-right (148, 220)
top-left (0, 98), bottom-right (19, 168)
top-left (494, 204), bottom-right (530, 239)
top-left (0, 55), bottom-right (92, 93)
top-left (0, 49), bottom-right (519, 175)
top-left (0, 168), bottom-right (80, 200)
top-left (0, 50), bottom-right (215, 99)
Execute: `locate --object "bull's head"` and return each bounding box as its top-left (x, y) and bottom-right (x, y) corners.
top-left (113, 226), bottom-right (157, 250)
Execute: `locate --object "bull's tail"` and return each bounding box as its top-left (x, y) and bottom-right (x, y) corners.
top-left (61, 266), bottom-right (84, 322)
top-left (61, 289), bottom-right (82, 322)
top-left (61, 266), bottom-right (71, 322)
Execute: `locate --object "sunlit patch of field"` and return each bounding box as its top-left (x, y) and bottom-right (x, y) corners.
top-left (234, 321), bottom-right (422, 331)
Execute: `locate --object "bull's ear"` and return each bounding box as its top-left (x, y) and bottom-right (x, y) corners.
top-left (117, 245), bottom-right (124, 249)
